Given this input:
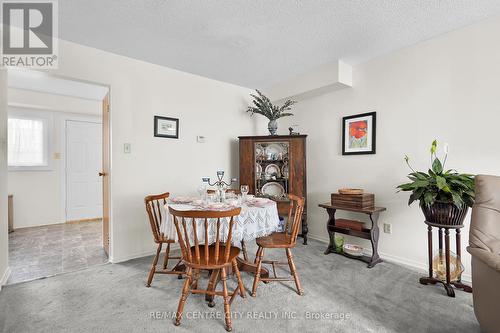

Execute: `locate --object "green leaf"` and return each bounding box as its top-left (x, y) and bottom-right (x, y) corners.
top-left (432, 158), bottom-right (443, 174)
top-left (436, 176), bottom-right (447, 190)
top-left (423, 192), bottom-right (436, 206)
top-left (413, 187), bottom-right (426, 200)
top-left (428, 169), bottom-right (436, 177)
top-left (442, 185), bottom-right (452, 193)
top-left (452, 193), bottom-right (465, 208)
top-left (409, 172), bottom-right (428, 180)
top-left (397, 183), bottom-right (415, 191)
top-left (408, 193), bottom-right (416, 206)
top-left (415, 180), bottom-right (430, 188)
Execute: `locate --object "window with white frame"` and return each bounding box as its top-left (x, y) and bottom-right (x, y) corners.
top-left (8, 114), bottom-right (50, 169)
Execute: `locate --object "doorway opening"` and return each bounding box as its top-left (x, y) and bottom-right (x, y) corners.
top-left (6, 69), bottom-right (110, 284)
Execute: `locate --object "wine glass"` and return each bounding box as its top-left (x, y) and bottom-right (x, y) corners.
top-left (197, 184), bottom-right (207, 202)
top-left (240, 185), bottom-right (249, 201)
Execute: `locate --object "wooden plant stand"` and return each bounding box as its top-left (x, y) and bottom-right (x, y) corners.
top-left (419, 221), bottom-right (472, 297)
top-left (319, 203), bottom-right (386, 268)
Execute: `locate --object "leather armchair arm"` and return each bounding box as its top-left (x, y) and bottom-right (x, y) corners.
top-left (467, 246), bottom-right (500, 272)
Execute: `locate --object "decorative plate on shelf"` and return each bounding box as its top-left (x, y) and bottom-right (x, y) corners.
top-left (255, 146), bottom-right (264, 160)
top-left (264, 164), bottom-right (281, 177)
top-left (261, 182), bottom-right (285, 198)
top-left (265, 143), bottom-right (288, 160)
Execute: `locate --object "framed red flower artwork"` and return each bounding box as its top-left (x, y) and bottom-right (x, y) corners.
top-left (342, 112), bottom-right (376, 155)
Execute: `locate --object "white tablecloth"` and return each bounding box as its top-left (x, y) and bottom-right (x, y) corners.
top-left (159, 199), bottom-right (281, 247)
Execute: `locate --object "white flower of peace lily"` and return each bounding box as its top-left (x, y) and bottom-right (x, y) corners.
top-left (443, 143), bottom-right (449, 155)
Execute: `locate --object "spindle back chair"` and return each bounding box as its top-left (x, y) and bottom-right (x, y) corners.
top-left (252, 194), bottom-right (305, 296)
top-left (144, 192), bottom-right (183, 287)
top-left (169, 206), bottom-right (246, 332)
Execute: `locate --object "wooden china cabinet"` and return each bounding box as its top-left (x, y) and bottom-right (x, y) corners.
top-left (238, 135), bottom-right (308, 244)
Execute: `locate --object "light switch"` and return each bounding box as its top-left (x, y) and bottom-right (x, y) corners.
top-left (53, 152), bottom-right (61, 160)
top-left (124, 143), bottom-right (131, 153)
top-left (197, 135), bottom-right (206, 143)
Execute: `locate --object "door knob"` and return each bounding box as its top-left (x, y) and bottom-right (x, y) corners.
top-left (99, 172), bottom-right (106, 176)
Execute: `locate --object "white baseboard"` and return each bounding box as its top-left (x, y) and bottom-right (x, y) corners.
top-left (110, 250), bottom-right (154, 264)
top-left (0, 267), bottom-right (11, 291)
top-left (307, 233), bottom-right (472, 283)
top-left (308, 233), bottom-right (329, 244)
top-left (110, 244), bottom-right (181, 264)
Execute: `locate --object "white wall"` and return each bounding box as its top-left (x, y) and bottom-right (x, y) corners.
top-left (277, 16), bottom-right (500, 279)
top-left (0, 69), bottom-right (9, 289)
top-left (8, 88), bottom-right (101, 115)
top-left (39, 39), bottom-right (255, 263)
top-left (4, 16), bottom-right (496, 281)
top-left (7, 105), bottom-right (101, 228)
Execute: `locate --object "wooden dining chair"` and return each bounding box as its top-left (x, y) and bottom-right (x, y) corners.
top-left (169, 206), bottom-right (246, 332)
top-left (226, 188), bottom-right (241, 195)
top-left (144, 192), bottom-right (183, 287)
top-left (251, 194), bottom-right (305, 297)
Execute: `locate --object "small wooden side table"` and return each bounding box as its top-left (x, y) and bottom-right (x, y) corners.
top-left (319, 203), bottom-right (386, 268)
top-left (419, 221), bottom-right (472, 297)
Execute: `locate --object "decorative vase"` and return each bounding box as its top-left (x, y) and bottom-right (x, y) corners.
top-left (268, 119), bottom-right (278, 135)
top-left (432, 249), bottom-right (464, 282)
top-left (421, 202), bottom-right (469, 226)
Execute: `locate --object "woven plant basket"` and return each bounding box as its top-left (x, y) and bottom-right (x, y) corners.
top-left (421, 202), bottom-right (469, 226)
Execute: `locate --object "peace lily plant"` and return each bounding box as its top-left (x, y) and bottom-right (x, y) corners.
top-left (397, 140), bottom-right (475, 209)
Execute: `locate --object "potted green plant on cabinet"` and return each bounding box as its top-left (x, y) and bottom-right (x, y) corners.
top-left (246, 90), bottom-right (296, 135)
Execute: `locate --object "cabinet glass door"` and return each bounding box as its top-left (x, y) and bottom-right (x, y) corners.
top-left (254, 141), bottom-right (289, 200)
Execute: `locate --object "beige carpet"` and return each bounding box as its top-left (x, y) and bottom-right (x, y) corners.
top-left (0, 239), bottom-right (478, 333)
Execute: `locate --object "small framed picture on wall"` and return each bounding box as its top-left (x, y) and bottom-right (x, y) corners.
top-left (342, 112), bottom-right (376, 155)
top-left (154, 116), bottom-right (179, 139)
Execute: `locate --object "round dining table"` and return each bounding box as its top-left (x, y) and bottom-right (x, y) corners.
top-left (159, 196), bottom-right (281, 305)
top-left (160, 197), bottom-right (281, 246)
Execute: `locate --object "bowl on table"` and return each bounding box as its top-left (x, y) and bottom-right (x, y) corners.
top-left (343, 244), bottom-right (363, 257)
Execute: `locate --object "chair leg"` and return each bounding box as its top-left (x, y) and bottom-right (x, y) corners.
top-left (206, 269), bottom-right (220, 307)
top-left (163, 243), bottom-right (171, 270)
top-left (254, 246), bottom-right (260, 264)
top-left (232, 259), bottom-right (246, 298)
top-left (251, 246), bottom-right (264, 297)
top-left (241, 240), bottom-right (249, 262)
top-left (174, 267), bottom-right (192, 327)
top-left (146, 243), bottom-right (162, 287)
top-left (286, 248), bottom-right (304, 296)
top-left (220, 267), bottom-right (233, 332)
top-left (192, 269), bottom-right (200, 289)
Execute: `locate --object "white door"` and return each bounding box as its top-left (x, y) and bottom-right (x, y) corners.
top-left (66, 120), bottom-right (102, 221)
